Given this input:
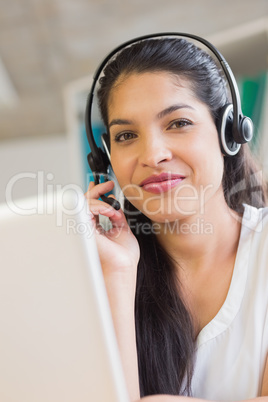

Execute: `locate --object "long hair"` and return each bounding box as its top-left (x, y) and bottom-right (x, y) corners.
top-left (96, 37), bottom-right (267, 396)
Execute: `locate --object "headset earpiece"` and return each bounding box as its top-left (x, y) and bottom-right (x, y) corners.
top-left (218, 104), bottom-right (241, 156)
top-left (240, 116), bottom-right (254, 143)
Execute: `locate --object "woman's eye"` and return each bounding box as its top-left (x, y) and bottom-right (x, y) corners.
top-left (114, 132), bottom-right (136, 142)
top-left (168, 119), bottom-right (192, 130)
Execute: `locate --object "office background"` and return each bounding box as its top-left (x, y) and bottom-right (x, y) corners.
top-left (0, 0), bottom-right (268, 203)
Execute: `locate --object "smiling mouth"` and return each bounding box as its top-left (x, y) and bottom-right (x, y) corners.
top-left (139, 173), bottom-right (185, 194)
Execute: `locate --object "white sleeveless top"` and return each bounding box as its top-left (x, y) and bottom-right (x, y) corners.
top-left (191, 204), bottom-right (268, 400)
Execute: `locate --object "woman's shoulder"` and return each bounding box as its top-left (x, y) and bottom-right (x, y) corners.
top-left (240, 204), bottom-right (268, 280)
top-left (242, 204), bottom-right (268, 235)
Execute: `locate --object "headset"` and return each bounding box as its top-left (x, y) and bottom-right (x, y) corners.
top-left (85, 32), bottom-right (254, 210)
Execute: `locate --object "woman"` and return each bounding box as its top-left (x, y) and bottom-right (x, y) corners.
top-left (85, 37), bottom-right (268, 401)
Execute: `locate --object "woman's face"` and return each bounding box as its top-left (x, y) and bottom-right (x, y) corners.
top-left (108, 71), bottom-right (224, 223)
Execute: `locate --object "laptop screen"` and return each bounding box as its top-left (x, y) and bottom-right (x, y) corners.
top-left (0, 190), bottom-right (129, 402)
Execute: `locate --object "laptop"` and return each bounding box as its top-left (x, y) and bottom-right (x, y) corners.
top-left (0, 189), bottom-right (129, 402)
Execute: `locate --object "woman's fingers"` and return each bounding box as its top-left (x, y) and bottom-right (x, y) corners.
top-left (90, 199), bottom-right (121, 219)
top-left (85, 180), bottom-right (115, 201)
top-left (85, 180), bottom-right (123, 231)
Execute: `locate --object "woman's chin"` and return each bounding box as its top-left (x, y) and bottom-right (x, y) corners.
top-left (133, 201), bottom-right (200, 223)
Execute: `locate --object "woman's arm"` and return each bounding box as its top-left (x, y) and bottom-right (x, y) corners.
top-left (85, 181), bottom-right (140, 401)
top-left (105, 268), bottom-right (139, 401)
top-left (261, 353), bottom-right (268, 396)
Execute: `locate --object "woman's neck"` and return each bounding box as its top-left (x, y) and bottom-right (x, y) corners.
top-left (155, 194), bottom-right (242, 273)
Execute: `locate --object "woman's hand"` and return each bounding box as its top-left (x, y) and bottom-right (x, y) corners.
top-left (85, 180), bottom-right (140, 285)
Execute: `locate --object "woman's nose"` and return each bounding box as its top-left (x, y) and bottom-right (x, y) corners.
top-left (138, 133), bottom-right (172, 167)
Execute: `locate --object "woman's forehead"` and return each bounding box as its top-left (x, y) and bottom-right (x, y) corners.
top-left (107, 72), bottom-right (211, 126)
top-left (108, 71), bottom-right (194, 109)
top-left (108, 72), bottom-right (197, 114)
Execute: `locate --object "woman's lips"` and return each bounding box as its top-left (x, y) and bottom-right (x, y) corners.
top-left (139, 173), bottom-right (185, 194)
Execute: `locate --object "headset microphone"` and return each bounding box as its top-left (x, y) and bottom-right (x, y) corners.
top-left (85, 32), bottom-right (254, 209)
top-left (99, 194), bottom-right (120, 211)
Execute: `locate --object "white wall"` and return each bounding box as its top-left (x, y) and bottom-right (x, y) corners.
top-left (0, 135), bottom-right (71, 204)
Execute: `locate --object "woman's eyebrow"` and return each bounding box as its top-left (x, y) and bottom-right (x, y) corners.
top-left (108, 104), bottom-right (195, 128)
top-left (109, 118), bottom-right (133, 128)
top-left (157, 103), bottom-right (195, 119)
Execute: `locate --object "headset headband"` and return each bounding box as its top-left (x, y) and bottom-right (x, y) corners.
top-left (85, 31), bottom-right (251, 157)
